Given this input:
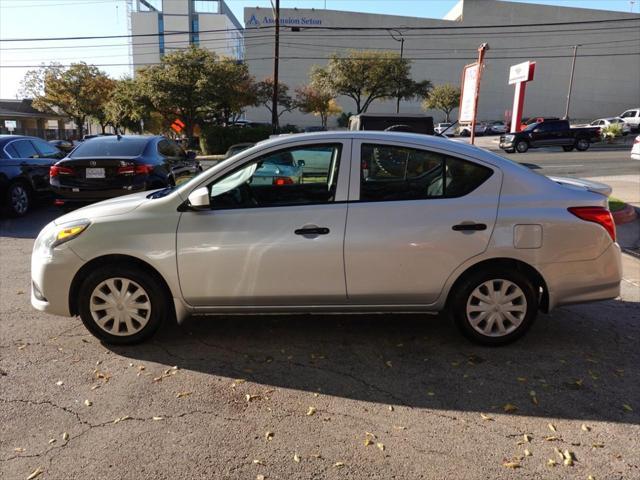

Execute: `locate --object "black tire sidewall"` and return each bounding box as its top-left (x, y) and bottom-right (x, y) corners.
top-left (515, 140), bottom-right (528, 153)
top-left (6, 182), bottom-right (30, 217)
top-left (575, 138), bottom-right (590, 151)
top-left (562, 146), bottom-right (574, 152)
top-left (450, 268), bottom-right (538, 346)
top-left (78, 265), bottom-right (167, 345)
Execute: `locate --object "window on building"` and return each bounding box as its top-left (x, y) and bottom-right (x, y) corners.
top-left (360, 144), bottom-right (493, 202)
top-left (158, 14), bottom-right (165, 54)
top-left (193, 0), bottom-right (219, 13)
top-left (191, 16), bottom-right (200, 45)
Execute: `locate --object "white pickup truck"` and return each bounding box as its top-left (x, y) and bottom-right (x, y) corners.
top-left (620, 108), bottom-right (640, 132)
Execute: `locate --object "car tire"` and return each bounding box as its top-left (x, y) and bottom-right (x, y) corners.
top-left (515, 140), bottom-right (529, 153)
top-left (5, 181), bottom-right (31, 217)
top-left (503, 149), bottom-right (515, 154)
top-left (562, 145), bottom-right (575, 152)
top-left (78, 265), bottom-right (168, 345)
top-left (449, 268), bottom-right (538, 346)
top-left (575, 138), bottom-right (590, 151)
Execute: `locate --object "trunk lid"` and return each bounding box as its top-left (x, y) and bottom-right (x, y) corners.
top-left (53, 157), bottom-right (138, 188)
top-left (548, 176), bottom-right (612, 197)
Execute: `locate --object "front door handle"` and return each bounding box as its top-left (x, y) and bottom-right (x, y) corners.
top-left (452, 223), bottom-right (487, 231)
top-left (295, 226), bottom-right (330, 236)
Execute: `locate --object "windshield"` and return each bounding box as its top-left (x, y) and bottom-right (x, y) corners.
top-left (70, 137), bottom-right (149, 158)
top-left (523, 122), bottom-right (540, 132)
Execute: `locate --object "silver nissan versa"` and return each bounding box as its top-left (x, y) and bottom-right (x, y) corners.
top-left (31, 132), bottom-right (622, 346)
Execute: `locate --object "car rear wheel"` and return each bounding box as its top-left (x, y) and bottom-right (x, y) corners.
top-left (515, 140), bottom-right (529, 153)
top-left (78, 265), bottom-right (167, 344)
top-left (5, 182), bottom-right (31, 217)
top-left (562, 145), bottom-right (574, 152)
top-left (575, 138), bottom-right (590, 151)
top-left (450, 269), bottom-right (538, 346)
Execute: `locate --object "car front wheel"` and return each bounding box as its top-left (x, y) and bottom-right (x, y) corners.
top-left (515, 140), bottom-right (529, 153)
top-left (78, 265), bottom-right (168, 344)
top-left (450, 269), bottom-right (538, 346)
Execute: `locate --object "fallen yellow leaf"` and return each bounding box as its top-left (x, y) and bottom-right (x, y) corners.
top-left (334, 462), bottom-right (344, 467)
top-left (544, 436), bottom-right (561, 442)
top-left (253, 459), bottom-right (264, 465)
top-left (306, 406), bottom-right (317, 416)
top-left (176, 392), bottom-right (192, 398)
top-left (376, 442), bottom-right (385, 451)
top-left (256, 475), bottom-right (265, 480)
top-left (84, 399), bottom-right (92, 407)
top-left (524, 449), bottom-right (532, 457)
top-left (265, 431), bottom-right (274, 441)
top-left (563, 457), bottom-right (574, 466)
top-left (293, 453), bottom-right (301, 463)
top-left (48, 439), bottom-right (56, 445)
top-left (363, 438), bottom-right (373, 446)
top-left (480, 413), bottom-right (493, 421)
top-left (622, 404), bottom-right (633, 412)
top-left (385, 360), bottom-right (393, 368)
top-left (523, 434), bottom-right (532, 443)
top-left (592, 443), bottom-right (604, 448)
top-left (152, 416), bottom-right (164, 421)
top-left (62, 432), bottom-right (69, 441)
top-left (548, 423), bottom-right (557, 432)
top-left (547, 459), bottom-right (557, 467)
top-left (27, 467), bottom-right (44, 480)
top-left (581, 424), bottom-right (591, 432)
top-left (14, 448), bottom-right (25, 453)
top-left (503, 461), bottom-right (520, 469)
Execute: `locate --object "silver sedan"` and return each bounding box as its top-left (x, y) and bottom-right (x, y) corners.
top-left (31, 131), bottom-right (622, 346)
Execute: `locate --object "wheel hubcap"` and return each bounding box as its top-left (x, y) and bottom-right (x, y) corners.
top-left (89, 278), bottom-right (151, 336)
top-left (10, 186), bottom-right (28, 214)
top-left (466, 279), bottom-right (527, 337)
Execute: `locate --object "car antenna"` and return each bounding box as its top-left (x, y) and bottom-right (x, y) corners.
top-left (437, 120), bottom-right (458, 138)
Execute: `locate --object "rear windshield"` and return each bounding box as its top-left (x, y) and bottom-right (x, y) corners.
top-left (70, 137), bottom-right (149, 158)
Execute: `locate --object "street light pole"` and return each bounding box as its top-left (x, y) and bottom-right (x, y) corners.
top-left (470, 42), bottom-right (489, 146)
top-left (564, 45), bottom-right (578, 120)
top-left (271, 0), bottom-right (280, 130)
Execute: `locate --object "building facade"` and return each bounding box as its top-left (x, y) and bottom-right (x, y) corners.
top-left (0, 99), bottom-right (70, 139)
top-left (243, 0), bottom-right (640, 127)
top-left (131, 0), bottom-right (243, 70)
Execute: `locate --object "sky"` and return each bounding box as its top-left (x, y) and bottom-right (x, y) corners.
top-left (0, 0), bottom-right (638, 98)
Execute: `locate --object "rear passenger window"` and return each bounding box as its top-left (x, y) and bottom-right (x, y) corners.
top-left (10, 140), bottom-right (39, 158)
top-left (360, 144), bottom-right (492, 202)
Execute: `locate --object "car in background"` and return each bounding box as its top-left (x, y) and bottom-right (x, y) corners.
top-left (250, 149), bottom-right (304, 185)
top-left (49, 139), bottom-right (75, 153)
top-left (31, 131), bottom-right (621, 346)
top-left (486, 121), bottom-right (508, 134)
top-left (0, 135), bottom-right (64, 216)
top-left (589, 117), bottom-right (630, 135)
top-left (459, 123), bottom-right (488, 136)
top-left (50, 135), bottom-right (202, 208)
top-left (631, 135), bottom-right (640, 161)
top-left (349, 113), bottom-right (434, 135)
top-left (499, 119), bottom-right (600, 153)
top-left (224, 143), bottom-right (255, 159)
top-left (619, 108), bottom-right (640, 132)
top-left (434, 123), bottom-right (454, 135)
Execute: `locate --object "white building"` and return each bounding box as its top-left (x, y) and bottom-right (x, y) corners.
top-left (243, 0), bottom-right (640, 127)
top-left (131, 0), bottom-right (244, 69)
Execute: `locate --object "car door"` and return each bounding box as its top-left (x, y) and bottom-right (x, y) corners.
top-left (176, 140), bottom-right (350, 306)
top-left (5, 139), bottom-right (56, 193)
top-left (344, 140), bottom-right (501, 304)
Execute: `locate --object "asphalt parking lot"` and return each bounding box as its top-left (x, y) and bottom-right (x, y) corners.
top-left (1, 206), bottom-right (639, 480)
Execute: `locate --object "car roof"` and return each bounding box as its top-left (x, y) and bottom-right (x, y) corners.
top-left (84, 134), bottom-right (160, 142)
top-left (253, 131), bottom-right (513, 169)
top-left (0, 134), bottom-right (42, 146)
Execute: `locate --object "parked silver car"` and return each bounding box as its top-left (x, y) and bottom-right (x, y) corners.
top-left (31, 132), bottom-right (622, 346)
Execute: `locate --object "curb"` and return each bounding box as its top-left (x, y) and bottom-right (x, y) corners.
top-left (613, 204), bottom-right (638, 225)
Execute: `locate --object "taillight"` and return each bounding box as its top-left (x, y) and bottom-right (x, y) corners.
top-left (568, 206), bottom-right (616, 242)
top-left (50, 165), bottom-right (74, 177)
top-left (273, 176), bottom-right (294, 186)
top-left (117, 164), bottom-right (154, 175)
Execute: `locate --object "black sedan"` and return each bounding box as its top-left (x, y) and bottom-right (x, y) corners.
top-left (50, 135), bottom-right (202, 208)
top-left (0, 135), bottom-right (64, 216)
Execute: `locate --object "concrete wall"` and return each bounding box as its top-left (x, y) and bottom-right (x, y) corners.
top-left (132, 11), bottom-right (161, 69)
top-left (243, 0), bottom-right (640, 127)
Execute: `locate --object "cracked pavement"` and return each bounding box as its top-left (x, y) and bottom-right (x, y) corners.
top-left (1, 206), bottom-right (639, 479)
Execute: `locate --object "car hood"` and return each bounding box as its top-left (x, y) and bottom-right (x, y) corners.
top-left (54, 190), bottom-right (151, 225)
top-left (548, 176), bottom-right (612, 197)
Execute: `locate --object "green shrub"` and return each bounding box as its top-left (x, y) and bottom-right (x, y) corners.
top-left (199, 125), bottom-right (273, 154)
top-left (601, 123), bottom-right (623, 140)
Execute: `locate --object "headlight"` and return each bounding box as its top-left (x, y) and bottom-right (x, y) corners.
top-left (34, 219), bottom-right (90, 258)
top-left (504, 134), bottom-right (515, 141)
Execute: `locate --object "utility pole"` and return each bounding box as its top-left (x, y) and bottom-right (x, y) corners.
top-left (271, 0), bottom-right (280, 130)
top-left (564, 45), bottom-right (578, 120)
top-left (470, 42), bottom-right (489, 146)
top-left (388, 29), bottom-right (404, 114)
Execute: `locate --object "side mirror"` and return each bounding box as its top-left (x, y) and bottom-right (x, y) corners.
top-left (187, 187), bottom-right (210, 210)
top-left (186, 150), bottom-right (197, 160)
top-left (297, 160), bottom-right (306, 167)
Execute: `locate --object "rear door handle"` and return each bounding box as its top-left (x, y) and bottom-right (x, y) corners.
top-left (452, 223), bottom-right (487, 231)
top-left (295, 226), bottom-right (330, 236)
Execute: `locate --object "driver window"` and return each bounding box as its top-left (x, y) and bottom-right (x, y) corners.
top-left (207, 143), bottom-right (342, 209)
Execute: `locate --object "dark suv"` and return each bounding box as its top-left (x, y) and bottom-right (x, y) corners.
top-left (499, 119), bottom-right (601, 153)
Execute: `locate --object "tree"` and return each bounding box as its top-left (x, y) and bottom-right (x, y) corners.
top-left (105, 78), bottom-right (151, 134)
top-left (311, 50), bottom-right (412, 114)
top-left (138, 47), bottom-right (256, 137)
top-left (255, 78), bottom-right (295, 127)
top-left (90, 75), bottom-right (116, 133)
top-left (20, 62), bottom-right (110, 138)
top-left (422, 84), bottom-right (461, 122)
top-left (295, 85), bottom-right (341, 128)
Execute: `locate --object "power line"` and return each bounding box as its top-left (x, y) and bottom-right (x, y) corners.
top-left (1, 16), bottom-right (638, 42)
top-left (2, 50), bottom-right (639, 69)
